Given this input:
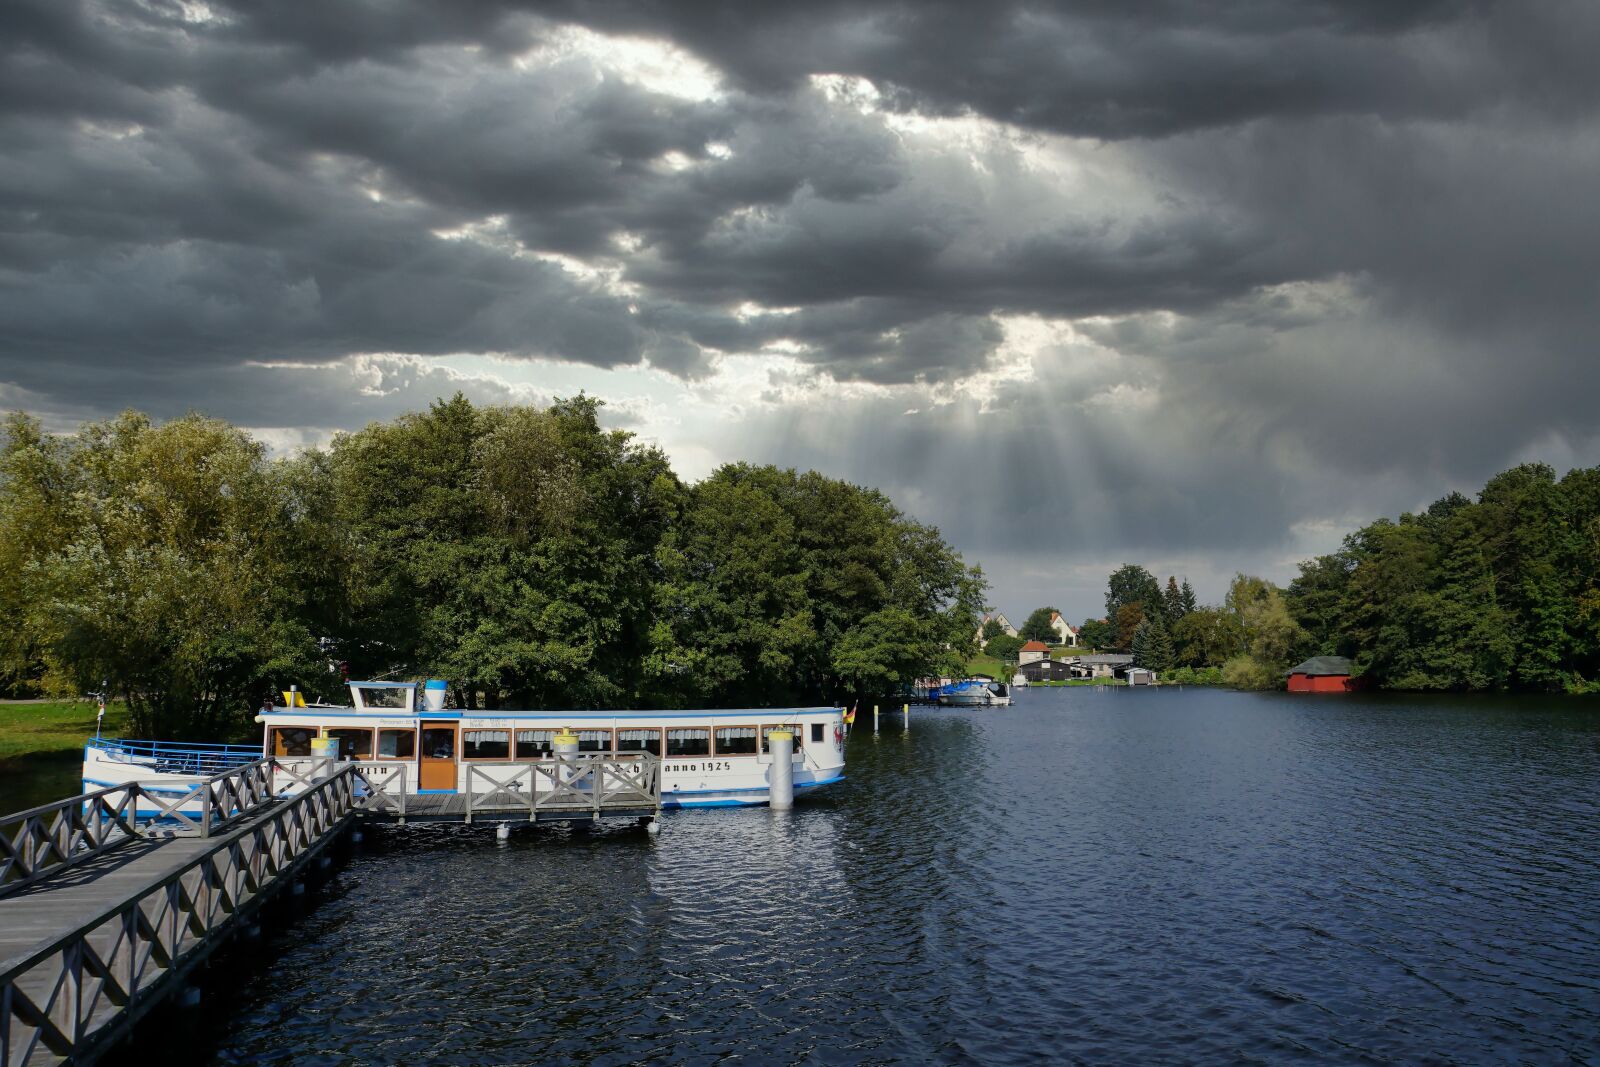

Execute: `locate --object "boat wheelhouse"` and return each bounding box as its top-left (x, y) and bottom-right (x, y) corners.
top-left (83, 681), bottom-right (847, 813)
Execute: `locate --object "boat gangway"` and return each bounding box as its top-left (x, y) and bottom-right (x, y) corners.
top-left (0, 752), bottom-right (662, 1066)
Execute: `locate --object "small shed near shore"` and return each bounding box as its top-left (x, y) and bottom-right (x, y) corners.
top-left (1287, 656), bottom-right (1355, 692)
top-left (1018, 658), bottom-right (1076, 683)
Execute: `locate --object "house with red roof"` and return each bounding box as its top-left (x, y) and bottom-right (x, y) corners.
top-left (1018, 639), bottom-right (1051, 665)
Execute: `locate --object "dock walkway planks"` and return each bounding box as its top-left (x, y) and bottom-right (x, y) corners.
top-left (2, 755), bottom-right (662, 1065)
top-left (1, 777), bottom-right (359, 1067)
top-left (0, 832), bottom-right (224, 966)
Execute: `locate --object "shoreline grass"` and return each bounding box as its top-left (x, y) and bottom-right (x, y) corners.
top-left (0, 700), bottom-right (129, 762)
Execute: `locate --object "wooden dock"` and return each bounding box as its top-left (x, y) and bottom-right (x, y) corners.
top-left (0, 754), bottom-right (662, 1065)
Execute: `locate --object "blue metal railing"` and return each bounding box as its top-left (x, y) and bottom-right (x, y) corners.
top-left (85, 737), bottom-right (263, 777)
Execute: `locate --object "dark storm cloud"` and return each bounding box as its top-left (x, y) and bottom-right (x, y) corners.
top-left (545, 0), bottom-right (1600, 136)
top-left (3, 0), bottom-right (1599, 592)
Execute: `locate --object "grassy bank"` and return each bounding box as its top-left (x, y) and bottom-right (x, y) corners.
top-left (0, 700), bottom-right (129, 762)
top-left (966, 654), bottom-right (1006, 678)
top-left (0, 701), bottom-right (131, 812)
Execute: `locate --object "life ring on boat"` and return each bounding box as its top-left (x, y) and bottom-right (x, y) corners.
top-left (833, 726), bottom-right (844, 746)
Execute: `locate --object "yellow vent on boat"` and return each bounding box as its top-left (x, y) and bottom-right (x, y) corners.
top-left (280, 690), bottom-right (307, 708)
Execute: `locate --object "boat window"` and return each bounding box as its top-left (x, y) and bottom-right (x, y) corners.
top-left (326, 728), bottom-right (373, 760)
top-left (355, 687), bottom-right (410, 709)
top-left (421, 728), bottom-right (455, 760)
top-left (463, 730), bottom-right (510, 760)
top-left (377, 729), bottom-right (415, 759)
top-left (516, 730), bottom-right (553, 758)
top-left (271, 727), bottom-right (314, 757)
top-left (715, 726), bottom-right (758, 755)
top-left (761, 725), bottom-right (803, 755)
top-left (617, 728), bottom-right (662, 756)
top-left (576, 729), bottom-right (612, 754)
top-left (811, 722), bottom-right (824, 745)
top-left (665, 728), bottom-right (710, 757)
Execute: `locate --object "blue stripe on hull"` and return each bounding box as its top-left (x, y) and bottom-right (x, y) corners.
top-left (83, 776), bottom-right (203, 797)
top-left (663, 773), bottom-right (845, 808)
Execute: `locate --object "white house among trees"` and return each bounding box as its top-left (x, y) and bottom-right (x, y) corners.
top-left (976, 612), bottom-right (1019, 642)
top-left (1049, 611), bottom-right (1079, 647)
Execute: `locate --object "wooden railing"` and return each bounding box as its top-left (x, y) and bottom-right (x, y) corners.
top-left (0, 759), bottom-right (404, 897)
top-left (0, 787), bottom-right (144, 897)
top-left (0, 768), bottom-right (363, 1066)
top-left (464, 754), bottom-right (661, 822)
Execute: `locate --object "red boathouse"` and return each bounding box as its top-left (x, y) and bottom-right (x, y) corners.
top-left (1286, 656), bottom-right (1356, 692)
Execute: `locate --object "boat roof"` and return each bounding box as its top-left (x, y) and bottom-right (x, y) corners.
top-left (259, 706), bottom-right (841, 721)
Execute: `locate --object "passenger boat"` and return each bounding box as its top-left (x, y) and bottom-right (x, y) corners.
top-left (82, 680), bottom-right (847, 813)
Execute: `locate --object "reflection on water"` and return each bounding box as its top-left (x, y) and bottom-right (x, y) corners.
top-left (0, 750), bottom-right (88, 813)
top-left (163, 688), bottom-right (1598, 1065)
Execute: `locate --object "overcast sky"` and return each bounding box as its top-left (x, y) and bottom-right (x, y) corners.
top-left (4, 1), bottom-right (1599, 620)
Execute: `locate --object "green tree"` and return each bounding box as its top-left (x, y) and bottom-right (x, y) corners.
top-left (1105, 564), bottom-right (1162, 626)
top-left (1017, 606), bottom-right (1060, 643)
top-left (1474, 464), bottom-right (1580, 689)
top-left (0, 414), bottom-right (75, 695)
top-left (981, 617), bottom-right (1006, 642)
top-left (651, 463), bottom-right (985, 706)
top-left (0, 411), bottom-right (328, 739)
top-left (329, 394), bottom-right (679, 710)
top-left (1179, 579), bottom-right (1198, 617)
top-left (984, 633), bottom-right (1024, 667)
top-left (1114, 602), bottom-right (1145, 652)
top-left (1287, 550), bottom-right (1354, 656)
top-left (1106, 564), bottom-right (1161, 651)
top-left (1336, 503), bottom-right (1514, 690)
top-left (1077, 617), bottom-right (1115, 650)
top-left (1226, 574), bottom-right (1305, 670)
top-left (1131, 615), bottom-right (1175, 672)
top-left (1161, 576), bottom-right (1186, 629)
top-left (1172, 607), bottom-right (1244, 667)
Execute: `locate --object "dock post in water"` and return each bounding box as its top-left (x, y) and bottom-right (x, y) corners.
top-left (903, 702), bottom-right (910, 731)
top-left (874, 704), bottom-right (879, 734)
top-left (767, 730), bottom-right (795, 810)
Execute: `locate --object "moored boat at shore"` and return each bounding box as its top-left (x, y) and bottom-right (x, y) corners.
top-left (934, 679), bottom-right (1012, 707)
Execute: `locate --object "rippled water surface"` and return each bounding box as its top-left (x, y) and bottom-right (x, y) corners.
top-left (174, 688), bottom-right (1600, 1065)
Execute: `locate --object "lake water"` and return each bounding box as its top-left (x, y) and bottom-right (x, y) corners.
top-left (141, 687), bottom-right (1598, 1064)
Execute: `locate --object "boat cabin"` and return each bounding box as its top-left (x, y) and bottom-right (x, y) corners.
top-left (254, 680), bottom-right (847, 808)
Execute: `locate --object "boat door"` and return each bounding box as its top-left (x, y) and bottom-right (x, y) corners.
top-left (418, 725), bottom-right (458, 792)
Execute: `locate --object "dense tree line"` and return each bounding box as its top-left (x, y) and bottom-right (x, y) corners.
top-left (1290, 463), bottom-right (1600, 692)
top-left (0, 398), bottom-right (985, 738)
top-left (1107, 462), bottom-right (1600, 691)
